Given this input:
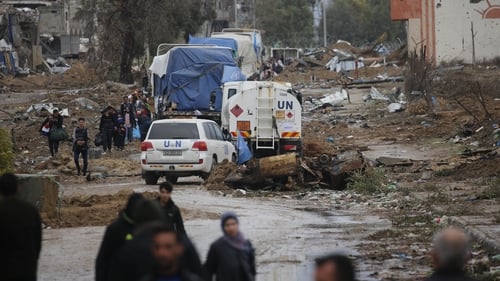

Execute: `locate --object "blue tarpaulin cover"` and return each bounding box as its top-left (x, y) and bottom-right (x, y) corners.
top-left (152, 47), bottom-right (244, 111)
top-left (188, 35), bottom-right (238, 55)
top-left (222, 65), bottom-right (246, 83)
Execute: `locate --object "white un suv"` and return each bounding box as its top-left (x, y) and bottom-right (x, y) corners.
top-left (140, 119), bottom-right (236, 185)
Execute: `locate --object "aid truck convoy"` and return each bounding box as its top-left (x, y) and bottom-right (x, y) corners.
top-left (149, 43), bottom-right (302, 158)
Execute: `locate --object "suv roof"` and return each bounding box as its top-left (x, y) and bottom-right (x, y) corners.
top-left (150, 119), bottom-right (216, 125)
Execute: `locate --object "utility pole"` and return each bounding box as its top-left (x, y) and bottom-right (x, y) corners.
top-left (234, 0), bottom-right (238, 27)
top-left (253, 0), bottom-right (256, 29)
top-left (323, 0), bottom-right (327, 46)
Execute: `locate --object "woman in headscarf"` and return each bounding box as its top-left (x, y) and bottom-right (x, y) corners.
top-left (204, 212), bottom-right (256, 281)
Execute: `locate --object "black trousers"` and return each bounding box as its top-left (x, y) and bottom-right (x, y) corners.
top-left (102, 129), bottom-right (113, 151)
top-left (48, 137), bottom-right (60, 157)
top-left (74, 149), bottom-right (88, 174)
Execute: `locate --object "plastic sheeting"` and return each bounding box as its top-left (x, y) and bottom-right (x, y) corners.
top-left (211, 33), bottom-right (258, 76)
top-left (222, 65), bottom-right (246, 83)
top-left (150, 47), bottom-right (242, 112)
top-left (237, 132), bottom-right (253, 165)
top-left (188, 35), bottom-right (238, 57)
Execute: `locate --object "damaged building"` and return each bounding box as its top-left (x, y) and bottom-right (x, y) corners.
top-left (0, 0), bottom-right (87, 75)
top-left (200, 0), bottom-right (256, 35)
top-left (391, 0), bottom-right (500, 64)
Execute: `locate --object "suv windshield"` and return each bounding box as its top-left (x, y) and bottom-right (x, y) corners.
top-left (148, 123), bottom-right (200, 140)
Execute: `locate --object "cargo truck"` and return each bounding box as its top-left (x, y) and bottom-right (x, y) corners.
top-left (149, 45), bottom-right (302, 157)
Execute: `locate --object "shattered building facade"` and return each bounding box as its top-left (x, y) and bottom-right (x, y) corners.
top-left (0, 0), bottom-right (85, 74)
top-left (200, 0), bottom-right (255, 35)
top-left (391, 0), bottom-right (500, 64)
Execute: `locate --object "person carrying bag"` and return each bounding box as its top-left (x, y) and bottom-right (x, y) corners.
top-left (73, 117), bottom-right (90, 176)
top-left (39, 109), bottom-right (65, 157)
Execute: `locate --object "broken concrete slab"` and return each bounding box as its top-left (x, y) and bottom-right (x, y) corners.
top-left (16, 174), bottom-right (60, 219)
top-left (376, 157), bottom-right (413, 167)
top-left (70, 97), bottom-right (99, 111)
top-left (369, 87), bottom-right (390, 101)
top-left (388, 102), bottom-right (405, 113)
top-left (303, 57), bottom-right (324, 67)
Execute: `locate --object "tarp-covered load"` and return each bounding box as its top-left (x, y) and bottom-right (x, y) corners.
top-left (211, 33), bottom-right (258, 77)
top-left (188, 35), bottom-right (238, 58)
top-left (150, 46), bottom-right (245, 112)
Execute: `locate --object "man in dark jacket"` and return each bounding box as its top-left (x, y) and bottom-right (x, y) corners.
top-left (425, 227), bottom-right (477, 281)
top-left (139, 225), bottom-right (203, 281)
top-left (109, 200), bottom-right (204, 281)
top-left (108, 199), bottom-right (166, 281)
top-left (95, 193), bottom-right (145, 281)
top-left (158, 181), bottom-right (186, 236)
top-left (72, 117), bottom-right (90, 176)
top-left (0, 173), bottom-right (42, 281)
top-left (99, 107), bottom-right (117, 154)
top-left (137, 109), bottom-right (152, 142)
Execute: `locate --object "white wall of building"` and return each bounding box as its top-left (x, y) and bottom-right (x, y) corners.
top-left (434, 0), bottom-right (500, 63)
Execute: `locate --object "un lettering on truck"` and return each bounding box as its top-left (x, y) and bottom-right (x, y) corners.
top-left (275, 98), bottom-right (300, 139)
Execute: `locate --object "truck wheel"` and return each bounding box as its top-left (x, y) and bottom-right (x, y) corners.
top-left (144, 172), bottom-right (159, 185)
top-left (165, 176), bottom-right (178, 184)
top-left (231, 153), bottom-right (237, 163)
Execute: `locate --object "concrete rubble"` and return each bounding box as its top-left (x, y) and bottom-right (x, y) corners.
top-left (0, 1), bottom-right (89, 76)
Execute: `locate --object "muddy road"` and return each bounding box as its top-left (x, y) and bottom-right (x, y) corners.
top-left (39, 178), bottom-right (390, 281)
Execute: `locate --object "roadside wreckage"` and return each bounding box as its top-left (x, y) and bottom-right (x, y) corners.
top-left (210, 150), bottom-right (366, 190)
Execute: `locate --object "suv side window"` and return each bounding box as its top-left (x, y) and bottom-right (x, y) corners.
top-left (211, 123), bottom-right (224, 141)
top-left (203, 122), bottom-right (217, 140)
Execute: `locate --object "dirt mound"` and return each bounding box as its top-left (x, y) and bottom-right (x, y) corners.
top-left (204, 159), bottom-right (237, 190)
top-left (450, 156), bottom-right (500, 180)
top-left (44, 190), bottom-right (155, 227)
top-left (3, 63), bottom-right (101, 91)
top-left (44, 190), bottom-right (221, 228)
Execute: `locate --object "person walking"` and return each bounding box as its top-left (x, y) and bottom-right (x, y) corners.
top-left (115, 120), bottom-right (126, 151)
top-left (157, 182), bottom-right (186, 236)
top-left (72, 117), bottom-right (89, 176)
top-left (314, 254), bottom-right (356, 281)
top-left (120, 96), bottom-right (135, 116)
top-left (137, 109), bottom-right (152, 142)
top-left (108, 199), bottom-right (166, 281)
top-left (123, 105), bottom-right (136, 144)
top-left (139, 225), bottom-right (204, 281)
top-left (204, 212), bottom-right (256, 281)
top-left (96, 193), bottom-right (145, 281)
top-left (424, 227), bottom-right (477, 281)
top-left (0, 173), bottom-right (42, 281)
top-left (40, 109), bottom-right (64, 157)
top-left (99, 107), bottom-right (117, 154)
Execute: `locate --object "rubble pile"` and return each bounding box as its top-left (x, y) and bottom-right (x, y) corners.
top-left (270, 39), bottom-right (405, 85)
top-left (0, 2), bottom-right (90, 77)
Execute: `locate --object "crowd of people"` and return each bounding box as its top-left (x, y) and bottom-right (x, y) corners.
top-left (38, 91), bottom-right (153, 176)
top-left (98, 92), bottom-right (153, 154)
top-left (0, 172), bottom-right (482, 281)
